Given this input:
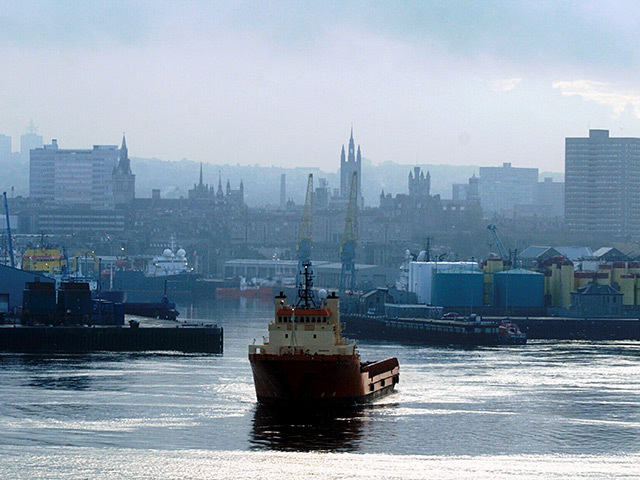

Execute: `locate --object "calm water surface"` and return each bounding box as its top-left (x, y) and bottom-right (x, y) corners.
top-left (1, 299), bottom-right (639, 479)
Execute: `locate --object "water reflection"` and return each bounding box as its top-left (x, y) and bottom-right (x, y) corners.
top-left (28, 374), bottom-right (93, 391)
top-left (249, 403), bottom-right (370, 452)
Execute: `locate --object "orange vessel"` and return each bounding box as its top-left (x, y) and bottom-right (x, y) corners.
top-left (248, 263), bottom-right (399, 406)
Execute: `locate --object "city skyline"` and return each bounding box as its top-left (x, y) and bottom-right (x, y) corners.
top-left (2, 2), bottom-right (640, 171)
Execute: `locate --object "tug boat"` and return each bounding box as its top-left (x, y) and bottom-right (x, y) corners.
top-left (248, 262), bottom-right (399, 406)
top-left (498, 319), bottom-right (527, 345)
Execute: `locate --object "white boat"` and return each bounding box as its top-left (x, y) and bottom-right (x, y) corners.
top-left (146, 241), bottom-right (190, 277)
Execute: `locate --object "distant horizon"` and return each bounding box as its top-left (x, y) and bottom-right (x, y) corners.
top-left (6, 131), bottom-right (569, 174)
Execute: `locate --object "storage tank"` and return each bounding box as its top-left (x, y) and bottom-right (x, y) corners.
top-left (493, 269), bottom-right (544, 308)
top-left (431, 271), bottom-right (484, 308)
top-left (409, 261), bottom-right (479, 304)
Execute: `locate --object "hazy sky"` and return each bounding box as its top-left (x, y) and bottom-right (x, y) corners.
top-left (2, 1), bottom-right (640, 172)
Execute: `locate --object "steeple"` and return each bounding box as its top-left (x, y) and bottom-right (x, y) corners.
top-left (356, 145), bottom-right (361, 163)
top-left (348, 127), bottom-right (355, 162)
top-left (118, 133), bottom-right (131, 174)
top-left (216, 171), bottom-right (224, 197)
top-left (199, 162), bottom-right (204, 186)
top-left (341, 145), bottom-right (346, 164)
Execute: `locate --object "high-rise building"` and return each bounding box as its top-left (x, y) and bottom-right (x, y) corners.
top-left (20, 124), bottom-right (43, 164)
top-left (0, 134), bottom-right (11, 162)
top-left (565, 129), bottom-right (640, 237)
top-left (478, 162), bottom-right (539, 215)
top-left (30, 135), bottom-right (135, 209)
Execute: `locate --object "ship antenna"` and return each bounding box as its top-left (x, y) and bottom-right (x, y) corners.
top-left (295, 261), bottom-right (317, 308)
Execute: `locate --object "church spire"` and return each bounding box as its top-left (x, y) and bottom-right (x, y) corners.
top-left (216, 171), bottom-right (223, 197)
top-left (118, 133), bottom-right (131, 174)
top-left (199, 162), bottom-right (204, 186)
top-left (348, 127), bottom-right (355, 162)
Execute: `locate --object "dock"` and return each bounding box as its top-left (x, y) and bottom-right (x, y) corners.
top-left (506, 316), bottom-right (640, 340)
top-left (0, 320), bottom-right (223, 353)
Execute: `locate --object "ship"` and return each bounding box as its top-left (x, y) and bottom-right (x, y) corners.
top-left (107, 239), bottom-right (199, 302)
top-left (248, 262), bottom-right (400, 406)
top-left (215, 277), bottom-right (274, 300)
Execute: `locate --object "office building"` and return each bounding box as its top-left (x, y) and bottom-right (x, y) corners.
top-left (478, 162), bottom-right (539, 215)
top-left (29, 135), bottom-right (135, 209)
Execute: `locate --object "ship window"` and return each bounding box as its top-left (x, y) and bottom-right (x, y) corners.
top-left (370, 384), bottom-right (374, 392)
top-left (285, 334), bottom-right (288, 338)
top-left (313, 334), bottom-right (317, 338)
top-left (381, 379), bottom-right (385, 387)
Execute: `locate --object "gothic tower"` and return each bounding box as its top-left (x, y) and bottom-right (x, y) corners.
top-left (339, 127), bottom-right (362, 206)
top-left (113, 134), bottom-right (135, 205)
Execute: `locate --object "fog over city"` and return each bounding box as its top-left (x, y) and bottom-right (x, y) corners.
top-left (2, 1), bottom-right (640, 171)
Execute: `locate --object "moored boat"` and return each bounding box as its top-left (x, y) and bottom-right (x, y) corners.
top-left (248, 262), bottom-right (399, 406)
top-left (498, 319), bottom-right (527, 345)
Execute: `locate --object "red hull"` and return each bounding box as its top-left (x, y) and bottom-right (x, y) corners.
top-left (249, 353), bottom-right (399, 405)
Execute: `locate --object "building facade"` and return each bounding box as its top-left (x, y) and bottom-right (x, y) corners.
top-left (565, 129), bottom-right (640, 237)
top-left (29, 136), bottom-right (135, 209)
top-left (478, 162), bottom-right (539, 215)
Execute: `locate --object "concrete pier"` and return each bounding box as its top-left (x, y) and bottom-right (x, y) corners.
top-left (510, 317), bottom-right (640, 340)
top-left (0, 323), bottom-right (223, 353)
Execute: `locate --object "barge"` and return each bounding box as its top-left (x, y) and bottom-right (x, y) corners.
top-left (342, 312), bottom-right (526, 346)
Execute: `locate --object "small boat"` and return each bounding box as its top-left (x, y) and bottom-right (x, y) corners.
top-left (498, 320), bottom-right (527, 345)
top-left (248, 262), bottom-right (399, 406)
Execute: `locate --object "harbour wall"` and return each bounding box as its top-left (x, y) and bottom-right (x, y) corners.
top-left (0, 325), bottom-right (223, 353)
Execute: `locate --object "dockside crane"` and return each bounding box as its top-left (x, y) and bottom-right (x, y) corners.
top-left (296, 174), bottom-right (314, 285)
top-left (3, 191), bottom-right (15, 268)
top-left (487, 224), bottom-right (515, 266)
top-left (340, 172), bottom-right (358, 292)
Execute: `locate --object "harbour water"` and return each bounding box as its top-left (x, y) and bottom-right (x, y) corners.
top-left (1, 299), bottom-right (640, 479)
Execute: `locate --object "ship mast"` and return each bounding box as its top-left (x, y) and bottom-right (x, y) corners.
top-left (295, 261), bottom-right (317, 308)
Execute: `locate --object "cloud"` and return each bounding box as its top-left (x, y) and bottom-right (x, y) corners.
top-left (492, 77), bottom-right (522, 92)
top-left (553, 80), bottom-right (640, 118)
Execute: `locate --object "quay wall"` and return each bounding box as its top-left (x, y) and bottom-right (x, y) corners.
top-left (0, 325), bottom-right (223, 353)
